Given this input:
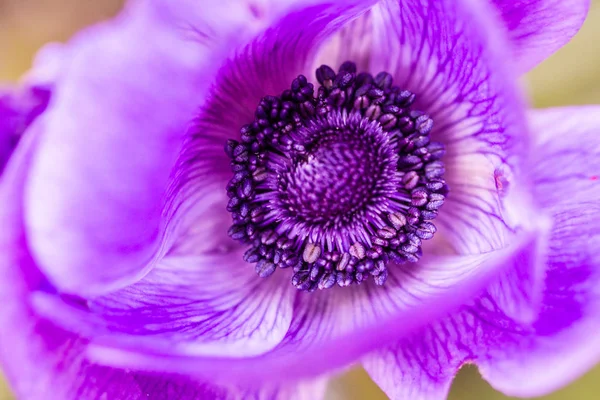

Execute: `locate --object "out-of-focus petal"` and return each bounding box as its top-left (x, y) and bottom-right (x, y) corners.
top-left (22, 0), bottom-right (286, 297)
top-left (0, 127), bottom-right (225, 400)
top-left (525, 107), bottom-right (600, 211)
top-left (478, 107), bottom-right (600, 397)
top-left (242, 379), bottom-right (329, 400)
top-left (491, 0), bottom-right (590, 72)
top-left (0, 92), bottom-right (20, 174)
top-left (0, 40), bottom-right (59, 175)
top-left (360, 0), bottom-right (530, 255)
top-left (21, 42), bottom-right (68, 88)
top-left (0, 86), bottom-right (49, 175)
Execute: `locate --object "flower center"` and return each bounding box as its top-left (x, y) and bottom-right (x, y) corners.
top-left (280, 113), bottom-right (396, 224)
top-left (225, 62), bottom-right (447, 291)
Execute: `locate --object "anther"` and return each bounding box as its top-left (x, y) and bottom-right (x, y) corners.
top-left (349, 242), bottom-right (366, 260)
top-left (303, 243), bottom-right (322, 264)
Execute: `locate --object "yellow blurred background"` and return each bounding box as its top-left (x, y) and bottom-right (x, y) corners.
top-left (1, 0), bottom-right (599, 399)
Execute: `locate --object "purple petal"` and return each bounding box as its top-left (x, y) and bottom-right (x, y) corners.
top-left (491, 0), bottom-right (590, 72)
top-left (33, 250), bottom-right (296, 358)
top-left (364, 106), bottom-right (600, 399)
top-left (22, 42), bottom-right (69, 87)
top-left (0, 91), bottom-right (22, 175)
top-left (361, 233), bottom-right (546, 400)
top-left (54, 229), bottom-right (543, 384)
top-left (22, 0), bottom-right (288, 297)
top-left (478, 107), bottom-right (600, 397)
top-left (358, 0), bottom-right (530, 255)
top-left (0, 86), bottom-right (49, 174)
top-left (527, 107), bottom-right (600, 212)
top-left (0, 41), bottom-right (62, 171)
top-left (363, 347), bottom-right (454, 399)
top-left (243, 379), bottom-right (329, 400)
top-left (0, 129), bottom-right (226, 400)
top-left (478, 207), bottom-right (600, 398)
top-left (315, 9), bottom-right (374, 72)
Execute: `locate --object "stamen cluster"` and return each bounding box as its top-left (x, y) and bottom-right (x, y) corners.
top-left (225, 62), bottom-right (447, 291)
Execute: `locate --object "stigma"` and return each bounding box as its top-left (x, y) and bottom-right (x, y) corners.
top-left (225, 62), bottom-right (447, 291)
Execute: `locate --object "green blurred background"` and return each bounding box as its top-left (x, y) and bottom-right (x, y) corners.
top-left (1, 0), bottom-right (599, 398)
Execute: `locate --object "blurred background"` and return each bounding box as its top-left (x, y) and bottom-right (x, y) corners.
top-left (1, 0), bottom-right (599, 399)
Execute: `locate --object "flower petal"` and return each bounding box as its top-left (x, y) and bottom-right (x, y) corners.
top-left (313, 10), bottom-right (374, 72)
top-left (361, 233), bottom-right (546, 400)
top-left (22, 42), bottom-right (68, 87)
top-left (0, 127), bottom-right (228, 400)
top-left (477, 107), bottom-right (600, 397)
top-left (491, 0), bottom-right (591, 72)
top-left (362, 106), bottom-right (600, 399)
top-left (0, 86), bottom-right (50, 175)
top-left (33, 250), bottom-right (296, 358)
top-left (527, 106), bottom-right (600, 211)
top-left (0, 91), bottom-right (22, 175)
top-left (244, 379), bottom-right (329, 400)
top-left (23, 0), bottom-right (281, 296)
top-left (363, 0), bottom-right (530, 255)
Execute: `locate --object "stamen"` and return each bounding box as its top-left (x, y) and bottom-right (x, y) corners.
top-left (225, 62), bottom-right (447, 291)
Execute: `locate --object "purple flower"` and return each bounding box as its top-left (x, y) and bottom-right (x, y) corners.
top-left (0, 0), bottom-right (596, 398)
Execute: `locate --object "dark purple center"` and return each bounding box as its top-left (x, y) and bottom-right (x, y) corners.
top-left (225, 61), bottom-right (447, 291)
